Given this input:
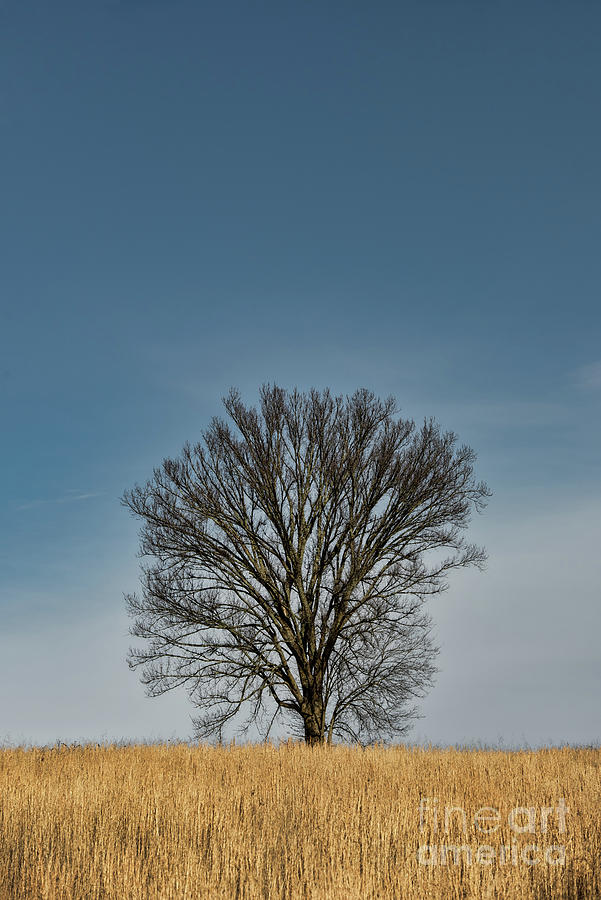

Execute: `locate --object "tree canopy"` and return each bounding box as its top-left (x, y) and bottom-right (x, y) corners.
top-left (122, 385), bottom-right (490, 744)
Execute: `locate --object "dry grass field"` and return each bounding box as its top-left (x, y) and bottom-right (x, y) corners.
top-left (0, 741), bottom-right (599, 899)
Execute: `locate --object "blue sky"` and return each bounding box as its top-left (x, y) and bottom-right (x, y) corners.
top-left (1, 1), bottom-right (599, 746)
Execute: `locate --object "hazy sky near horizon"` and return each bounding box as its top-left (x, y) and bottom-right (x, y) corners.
top-left (1, 1), bottom-right (600, 747)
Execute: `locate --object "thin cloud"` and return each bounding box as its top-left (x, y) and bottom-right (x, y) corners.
top-left (573, 360), bottom-right (601, 390)
top-left (16, 491), bottom-right (104, 512)
top-left (58, 491), bottom-right (105, 503)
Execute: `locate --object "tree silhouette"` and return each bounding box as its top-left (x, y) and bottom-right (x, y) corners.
top-left (122, 385), bottom-right (490, 744)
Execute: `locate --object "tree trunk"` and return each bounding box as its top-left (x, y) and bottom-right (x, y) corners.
top-left (302, 700), bottom-right (325, 745)
top-left (303, 719), bottom-right (324, 745)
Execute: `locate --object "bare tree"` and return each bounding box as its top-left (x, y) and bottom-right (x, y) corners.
top-left (122, 385), bottom-right (490, 745)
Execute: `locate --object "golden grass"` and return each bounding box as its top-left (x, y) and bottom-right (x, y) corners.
top-left (0, 741), bottom-right (598, 899)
